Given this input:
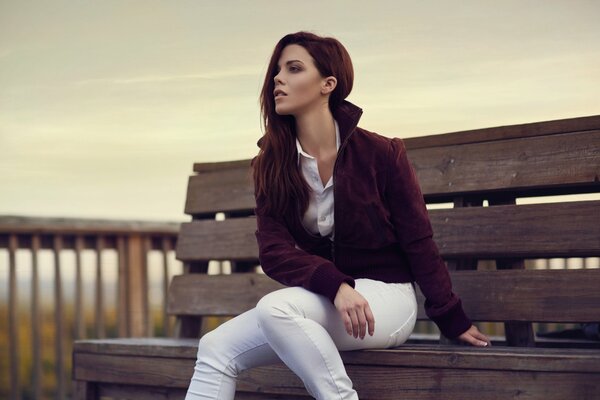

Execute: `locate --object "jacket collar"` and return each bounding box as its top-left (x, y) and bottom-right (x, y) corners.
top-left (332, 99), bottom-right (364, 146)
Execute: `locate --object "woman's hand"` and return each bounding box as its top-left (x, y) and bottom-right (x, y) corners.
top-left (458, 324), bottom-right (492, 347)
top-left (334, 282), bottom-right (375, 340)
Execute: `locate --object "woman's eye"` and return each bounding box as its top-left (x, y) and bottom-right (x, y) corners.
top-left (289, 66), bottom-right (300, 72)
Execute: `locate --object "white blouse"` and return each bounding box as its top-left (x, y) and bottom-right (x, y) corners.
top-left (296, 119), bottom-right (341, 241)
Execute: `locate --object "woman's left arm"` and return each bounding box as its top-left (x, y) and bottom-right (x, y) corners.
top-left (385, 137), bottom-right (491, 346)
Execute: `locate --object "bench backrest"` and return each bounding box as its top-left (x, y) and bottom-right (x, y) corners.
top-left (173, 114), bottom-right (600, 345)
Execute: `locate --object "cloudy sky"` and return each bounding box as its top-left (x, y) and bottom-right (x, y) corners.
top-left (1, 0), bottom-right (599, 222)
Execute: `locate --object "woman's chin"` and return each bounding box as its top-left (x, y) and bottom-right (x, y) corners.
top-left (274, 105), bottom-right (293, 116)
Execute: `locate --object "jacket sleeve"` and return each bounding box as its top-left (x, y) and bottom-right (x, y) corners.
top-left (254, 194), bottom-right (355, 303)
top-left (385, 137), bottom-right (472, 339)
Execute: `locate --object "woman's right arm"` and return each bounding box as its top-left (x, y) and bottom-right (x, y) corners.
top-left (254, 196), bottom-right (355, 303)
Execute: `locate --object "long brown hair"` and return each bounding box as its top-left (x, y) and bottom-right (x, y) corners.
top-left (252, 31), bottom-right (354, 218)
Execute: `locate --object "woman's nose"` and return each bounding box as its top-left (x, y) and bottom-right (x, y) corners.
top-left (274, 72), bottom-right (283, 84)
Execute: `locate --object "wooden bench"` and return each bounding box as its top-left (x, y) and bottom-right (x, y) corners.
top-left (73, 114), bottom-right (600, 399)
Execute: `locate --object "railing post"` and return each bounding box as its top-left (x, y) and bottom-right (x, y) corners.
top-left (126, 234), bottom-right (148, 337)
top-left (8, 234), bottom-right (20, 400)
top-left (53, 235), bottom-right (65, 399)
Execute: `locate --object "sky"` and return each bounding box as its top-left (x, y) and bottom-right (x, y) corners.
top-left (1, 0), bottom-right (599, 222)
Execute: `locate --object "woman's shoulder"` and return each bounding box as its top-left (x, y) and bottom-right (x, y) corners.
top-left (351, 126), bottom-right (405, 153)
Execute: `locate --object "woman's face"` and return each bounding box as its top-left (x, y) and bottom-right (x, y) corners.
top-left (273, 44), bottom-right (331, 116)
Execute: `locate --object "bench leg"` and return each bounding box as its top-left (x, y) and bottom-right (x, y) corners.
top-left (73, 380), bottom-right (97, 400)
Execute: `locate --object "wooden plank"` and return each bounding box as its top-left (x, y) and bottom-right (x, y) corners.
top-left (72, 351), bottom-right (600, 399)
top-left (416, 269), bottom-right (600, 323)
top-left (72, 338), bottom-right (600, 373)
top-left (73, 353), bottom-right (195, 387)
top-left (0, 215), bottom-right (180, 235)
top-left (97, 384), bottom-right (305, 400)
top-left (166, 269), bottom-right (600, 323)
top-left (239, 364), bottom-right (600, 400)
top-left (168, 273), bottom-right (285, 316)
top-left (191, 115), bottom-right (600, 172)
top-left (176, 200), bottom-right (600, 262)
top-left (403, 114), bottom-right (600, 149)
top-left (410, 129), bottom-right (600, 198)
top-left (185, 166), bottom-right (255, 216)
top-left (99, 384), bottom-right (187, 400)
top-left (429, 200), bottom-right (600, 258)
top-left (184, 129), bottom-right (600, 215)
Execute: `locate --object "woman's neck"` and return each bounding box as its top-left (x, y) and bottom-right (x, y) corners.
top-left (294, 102), bottom-right (336, 158)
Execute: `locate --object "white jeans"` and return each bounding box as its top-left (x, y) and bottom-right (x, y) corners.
top-left (184, 278), bottom-right (417, 400)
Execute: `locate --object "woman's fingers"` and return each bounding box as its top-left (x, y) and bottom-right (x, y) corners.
top-left (348, 308), bottom-right (360, 338)
top-left (343, 312), bottom-right (353, 336)
top-left (458, 325), bottom-right (492, 347)
top-left (364, 304), bottom-right (375, 337)
top-left (333, 283), bottom-right (375, 339)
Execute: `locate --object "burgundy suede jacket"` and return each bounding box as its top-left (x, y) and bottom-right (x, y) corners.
top-left (253, 99), bottom-right (472, 339)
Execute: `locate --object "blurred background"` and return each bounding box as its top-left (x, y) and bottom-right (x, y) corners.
top-left (1, 0), bottom-right (599, 398)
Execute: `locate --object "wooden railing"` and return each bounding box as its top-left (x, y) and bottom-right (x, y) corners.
top-left (0, 215), bottom-right (181, 400)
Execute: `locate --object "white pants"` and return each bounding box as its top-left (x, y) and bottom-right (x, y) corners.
top-left (185, 278), bottom-right (418, 400)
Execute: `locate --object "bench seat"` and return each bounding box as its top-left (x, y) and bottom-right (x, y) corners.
top-left (73, 337), bottom-right (600, 399)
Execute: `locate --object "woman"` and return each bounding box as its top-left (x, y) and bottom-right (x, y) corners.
top-left (185, 31), bottom-right (491, 400)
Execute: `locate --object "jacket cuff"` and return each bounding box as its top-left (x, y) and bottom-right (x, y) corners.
top-left (309, 263), bottom-right (356, 303)
top-left (430, 299), bottom-right (473, 339)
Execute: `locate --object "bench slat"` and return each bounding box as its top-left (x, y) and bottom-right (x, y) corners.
top-left (72, 339), bottom-right (600, 399)
top-left (175, 200), bottom-right (600, 261)
top-left (185, 129), bottom-right (600, 215)
top-left (73, 338), bottom-right (600, 373)
top-left (167, 270), bottom-right (600, 323)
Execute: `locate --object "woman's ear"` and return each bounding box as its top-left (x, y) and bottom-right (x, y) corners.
top-left (321, 76), bottom-right (337, 95)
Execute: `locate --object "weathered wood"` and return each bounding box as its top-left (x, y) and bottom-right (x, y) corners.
top-left (72, 338), bottom-right (600, 373)
top-left (30, 234), bottom-right (42, 400)
top-left (95, 236), bottom-right (105, 339)
top-left (238, 363), bottom-right (600, 399)
top-left (127, 234), bottom-right (148, 337)
top-left (185, 129), bottom-right (600, 215)
top-left (176, 200), bottom-right (600, 262)
top-left (162, 237), bottom-right (171, 336)
top-left (8, 234), bottom-right (20, 400)
top-left (74, 235), bottom-right (85, 339)
top-left (73, 380), bottom-right (98, 400)
top-left (0, 215), bottom-right (180, 236)
top-left (167, 273), bottom-right (283, 316)
top-left (97, 384), bottom-right (306, 400)
top-left (53, 235), bottom-right (65, 400)
top-left (72, 342), bottom-right (600, 399)
top-left (167, 270), bottom-right (600, 323)
top-left (117, 235), bottom-right (128, 336)
top-left (402, 114), bottom-right (600, 149)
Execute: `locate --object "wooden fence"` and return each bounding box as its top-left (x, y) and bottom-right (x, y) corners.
top-left (0, 215), bottom-right (180, 400)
